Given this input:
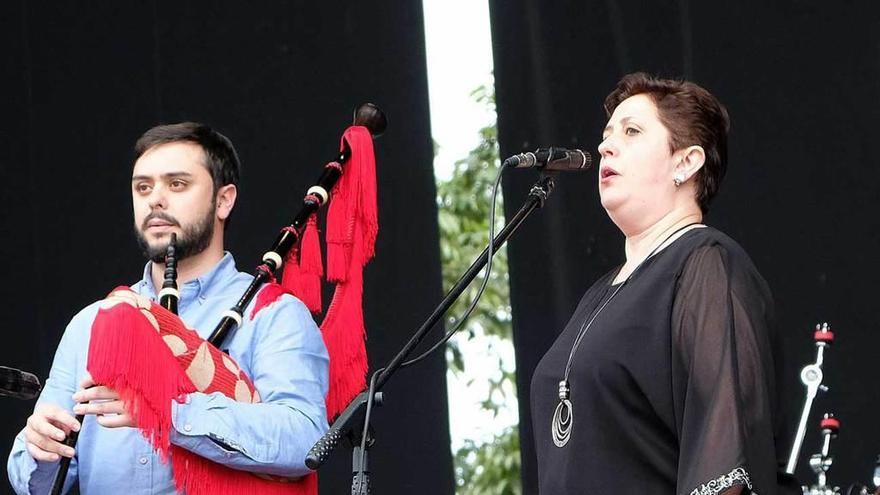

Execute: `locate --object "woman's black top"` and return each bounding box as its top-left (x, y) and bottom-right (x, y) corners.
top-left (531, 227), bottom-right (790, 494)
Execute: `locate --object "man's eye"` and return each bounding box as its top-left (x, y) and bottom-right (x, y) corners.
top-left (135, 184), bottom-right (151, 194)
top-left (170, 180), bottom-right (186, 189)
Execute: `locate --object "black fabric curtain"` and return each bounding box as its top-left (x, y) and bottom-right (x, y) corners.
top-left (489, 0), bottom-right (880, 491)
top-left (0, 2), bottom-right (453, 493)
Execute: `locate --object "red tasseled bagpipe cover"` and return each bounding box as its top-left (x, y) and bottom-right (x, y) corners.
top-left (87, 287), bottom-right (318, 495)
top-left (281, 125), bottom-right (377, 419)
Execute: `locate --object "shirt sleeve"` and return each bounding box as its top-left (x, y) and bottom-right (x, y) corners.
top-left (7, 306), bottom-right (96, 495)
top-left (671, 244), bottom-right (779, 495)
top-left (169, 295), bottom-right (329, 478)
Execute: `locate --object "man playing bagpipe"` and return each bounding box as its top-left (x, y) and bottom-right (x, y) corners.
top-left (7, 123), bottom-right (330, 494)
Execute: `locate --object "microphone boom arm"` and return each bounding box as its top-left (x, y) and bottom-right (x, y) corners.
top-left (305, 173), bottom-right (558, 470)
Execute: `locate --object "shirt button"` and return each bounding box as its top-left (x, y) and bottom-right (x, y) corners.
top-left (139, 457), bottom-right (148, 465)
top-left (184, 424), bottom-right (193, 432)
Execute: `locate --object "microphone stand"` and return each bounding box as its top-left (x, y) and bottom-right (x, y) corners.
top-left (305, 173), bottom-right (558, 493)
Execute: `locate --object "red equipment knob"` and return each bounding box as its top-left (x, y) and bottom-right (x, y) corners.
top-left (814, 327), bottom-right (834, 343)
top-left (820, 416), bottom-right (840, 432)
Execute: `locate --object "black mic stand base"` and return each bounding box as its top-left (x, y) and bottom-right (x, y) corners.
top-left (351, 429), bottom-right (374, 495)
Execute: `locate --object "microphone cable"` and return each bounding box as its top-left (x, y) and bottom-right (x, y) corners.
top-left (399, 159), bottom-right (507, 369)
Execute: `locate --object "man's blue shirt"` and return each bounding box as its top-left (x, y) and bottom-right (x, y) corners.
top-left (7, 253), bottom-right (329, 494)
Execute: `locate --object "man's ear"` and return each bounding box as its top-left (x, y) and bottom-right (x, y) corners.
top-left (216, 184), bottom-right (237, 221)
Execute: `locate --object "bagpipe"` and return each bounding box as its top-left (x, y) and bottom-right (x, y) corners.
top-left (52, 104), bottom-right (387, 495)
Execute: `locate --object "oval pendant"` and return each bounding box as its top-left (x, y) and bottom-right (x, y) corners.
top-left (551, 399), bottom-right (573, 447)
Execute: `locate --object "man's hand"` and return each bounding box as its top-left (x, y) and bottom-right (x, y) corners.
top-left (72, 373), bottom-right (136, 428)
top-left (24, 403), bottom-right (80, 462)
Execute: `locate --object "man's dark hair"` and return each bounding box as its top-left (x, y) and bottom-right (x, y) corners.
top-left (134, 122), bottom-right (241, 193)
top-left (604, 72), bottom-right (729, 213)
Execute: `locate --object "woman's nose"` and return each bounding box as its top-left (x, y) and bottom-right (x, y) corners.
top-left (598, 136), bottom-right (616, 158)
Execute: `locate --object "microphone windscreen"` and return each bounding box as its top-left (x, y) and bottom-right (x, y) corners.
top-left (0, 365), bottom-right (42, 400)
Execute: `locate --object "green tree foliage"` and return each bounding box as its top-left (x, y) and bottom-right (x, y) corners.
top-left (436, 85), bottom-right (521, 495)
top-left (436, 85), bottom-right (511, 352)
top-left (454, 427), bottom-right (521, 495)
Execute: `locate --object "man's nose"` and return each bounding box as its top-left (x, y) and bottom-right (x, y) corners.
top-left (147, 186), bottom-right (168, 210)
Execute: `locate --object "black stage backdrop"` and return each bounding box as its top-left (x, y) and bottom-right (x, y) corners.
top-left (0, 2), bottom-right (454, 494)
top-left (490, 0), bottom-right (880, 491)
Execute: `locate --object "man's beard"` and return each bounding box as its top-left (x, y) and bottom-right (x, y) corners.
top-left (135, 205), bottom-right (216, 264)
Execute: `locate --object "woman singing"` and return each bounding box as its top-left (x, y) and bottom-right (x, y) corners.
top-left (530, 73), bottom-right (795, 494)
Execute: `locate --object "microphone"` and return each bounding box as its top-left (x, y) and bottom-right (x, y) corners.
top-left (502, 147), bottom-right (592, 172)
top-left (0, 366), bottom-right (42, 400)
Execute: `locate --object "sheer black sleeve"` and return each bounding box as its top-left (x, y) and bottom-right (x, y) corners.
top-left (671, 243), bottom-right (779, 495)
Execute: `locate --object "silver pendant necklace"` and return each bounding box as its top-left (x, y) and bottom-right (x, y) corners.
top-left (551, 223), bottom-right (701, 448)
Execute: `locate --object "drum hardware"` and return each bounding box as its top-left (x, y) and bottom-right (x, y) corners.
top-left (788, 322), bottom-right (834, 474)
top-left (803, 413), bottom-right (841, 495)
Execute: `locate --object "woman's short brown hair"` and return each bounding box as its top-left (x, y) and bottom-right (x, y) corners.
top-left (604, 72), bottom-right (730, 213)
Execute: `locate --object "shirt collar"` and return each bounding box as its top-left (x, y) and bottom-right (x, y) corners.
top-left (140, 252), bottom-right (238, 301)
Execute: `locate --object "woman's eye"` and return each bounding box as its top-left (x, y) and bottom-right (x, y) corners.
top-left (170, 180), bottom-right (186, 189)
top-left (625, 127), bottom-right (640, 136)
top-left (135, 184), bottom-right (151, 194)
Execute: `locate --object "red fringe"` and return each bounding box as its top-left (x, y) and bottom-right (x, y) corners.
top-left (321, 223), bottom-right (370, 418)
top-left (171, 447), bottom-right (317, 495)
top-left (88, 290), bottom-right (317, 495)
top-left (298, 214), bottom-right (323, 314)
top-left (320, 126), bottom-right (377, 419)
top-left (280, 223), bottom-right (322, 314)
top-left (321, 282), bottom-right (368, 418)
top-left (281, 247), bottom-right (304, 297)
top-left (326, 126), bottom-right (378, 282)
top-left (87, 300), bottom-right (196, 461)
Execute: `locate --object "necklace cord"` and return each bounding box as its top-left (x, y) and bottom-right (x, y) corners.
top-left (561, 222), bottom-right (702, 379)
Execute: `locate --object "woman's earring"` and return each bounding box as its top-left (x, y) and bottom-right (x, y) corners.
top-left (673, 173), bottom-right (685, 187)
